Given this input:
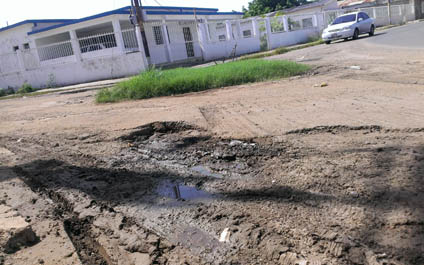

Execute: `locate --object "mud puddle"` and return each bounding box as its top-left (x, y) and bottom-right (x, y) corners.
top-left (156, 180), bottom-right (215, 201)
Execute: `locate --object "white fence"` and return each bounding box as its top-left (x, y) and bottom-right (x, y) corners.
top-left (78, 31), bottom-right (117, 54)
top-left (37, 40), bottom-right (74, 62)
top-left (200, 12), bottom-right (320, 61)
top-left (322, 3), bottom-right (415, 28)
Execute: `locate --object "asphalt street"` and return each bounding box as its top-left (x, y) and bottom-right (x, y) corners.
top-left (365, 21), bottom-right (424, 48)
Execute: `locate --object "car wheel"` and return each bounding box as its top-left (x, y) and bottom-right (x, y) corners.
top-left (353, 28), bottom-right (359, 40)
top-left (369, 25), bottom-right (375, 36)
top-left (325, 40), bottom-right (331, 45)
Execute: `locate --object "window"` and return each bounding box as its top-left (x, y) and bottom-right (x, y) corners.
top-left (216, 23), bottom-right (225, 30)
top-left (218, 34), bottom-right (227, 41)
top-left (183, 27), bottom-right (195, 58)
top-left (302, 18), bottom-right (313, 29)
top-left (243, 30), bottom-right (252, 38)
top-left (13, 46), bottom-right (19, 52)
top-left (23, 43), bottom-right (30, 49)
top-left (362, 12), bottom-right (370, 19)
top-left (152, 26), bottom-right (164, 45)
top-left (332, 14), bottom-right (357, 25)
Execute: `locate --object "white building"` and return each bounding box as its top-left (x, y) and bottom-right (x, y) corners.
top-left (1, 3), bottom-right (415, 89)
top-left (0, 6), bottom-right (243, 89)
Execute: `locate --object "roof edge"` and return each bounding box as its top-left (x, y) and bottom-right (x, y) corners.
top-left (146, 10), bottom-right (244, 16)
top-left (27, 6), bottom-right (243, 36)
top-left (28, 7), bottom-right (131, 35)
top-left (0, 19), bottom-right (74, 33)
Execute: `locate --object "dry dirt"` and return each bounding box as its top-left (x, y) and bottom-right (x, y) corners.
top-left (0, 30), bottom-right (424, 265)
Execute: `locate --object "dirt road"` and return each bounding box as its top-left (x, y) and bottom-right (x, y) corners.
top-left (1, 25), bottom-right (423, 264)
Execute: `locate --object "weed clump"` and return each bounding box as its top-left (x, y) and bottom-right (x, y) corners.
top-left (96, 59), bottom-right (310, 103)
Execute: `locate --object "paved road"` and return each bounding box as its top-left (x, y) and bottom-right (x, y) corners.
top-left (365, 21), bottom-right (424, 48)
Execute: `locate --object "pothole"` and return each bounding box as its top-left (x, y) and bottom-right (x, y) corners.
top-left (156, 180), bottom-right (215, 202)
top-left (120, 121), bottom-right (199, 142)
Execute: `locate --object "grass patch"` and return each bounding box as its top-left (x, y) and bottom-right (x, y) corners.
top-left (96, 59), bottom-right (310, 103)
top-left (0, 90), bottom-right (57, 101)
top-left (240, 39), bottom-right (324, 61)
top-left (17, 83), bottom-right (34, 94)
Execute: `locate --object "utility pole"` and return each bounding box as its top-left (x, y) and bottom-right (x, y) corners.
top-left (133, 0), bottom-right (150, 57)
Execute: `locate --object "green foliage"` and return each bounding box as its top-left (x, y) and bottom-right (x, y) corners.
top-left (96, 60), bottom-right (310, 103)
top-left (270, 17), bottom-right (285, 32)
top-left (6, 87), bottom-right (15, 95)
top-left (17, 83), bottom-right (34, 94)
top-left (243, 0), bottom-right (308, 17)
top-left (0, 87), bottom-right (17, 98)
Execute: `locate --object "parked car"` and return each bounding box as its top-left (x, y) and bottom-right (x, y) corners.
top-left (322, 12), bottom-right (375, 44)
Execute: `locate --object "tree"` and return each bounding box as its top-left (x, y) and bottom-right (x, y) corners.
top-left (242, 0), bottom-right (308, 17)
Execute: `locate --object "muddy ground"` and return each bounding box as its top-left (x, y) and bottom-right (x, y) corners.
top-left (1, 25), bottom-right (424, 264)
top-left (1, 122), bottom-right (423, 264)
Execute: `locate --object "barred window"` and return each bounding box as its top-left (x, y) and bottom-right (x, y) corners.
top-left (243, 30), bottom-right (252, 38)
top-left (152, 26), bottom-right (164, 45)
top-left (216, 23), bottom-right (225, 30)
top-left (302, 18), bottom-right (313, 29)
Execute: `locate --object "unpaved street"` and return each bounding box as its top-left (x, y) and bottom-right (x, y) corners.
top-left (1, 23), bottom-right (424, 264)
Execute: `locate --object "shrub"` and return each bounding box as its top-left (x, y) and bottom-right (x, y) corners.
top-left (18, 83), bottom-right (34, 94)
top-left (5, 87), bottom-right (15, 95)
top-left (0, 89), bottom-right (6, 97)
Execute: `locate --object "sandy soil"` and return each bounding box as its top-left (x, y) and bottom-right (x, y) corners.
top-left (0, 32), bottom-right (423, 264)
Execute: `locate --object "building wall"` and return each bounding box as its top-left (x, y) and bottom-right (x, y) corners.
top-left (0, 24), bottom-right (33, 54)
top-left (0, 52), bottom-right (146, 88)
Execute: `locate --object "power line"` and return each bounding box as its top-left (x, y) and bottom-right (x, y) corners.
top-left (153, 0), bottom-right (162, 6)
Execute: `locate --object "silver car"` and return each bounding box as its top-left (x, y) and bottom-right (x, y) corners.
top-left (322, 12), bottom-right (375, 44)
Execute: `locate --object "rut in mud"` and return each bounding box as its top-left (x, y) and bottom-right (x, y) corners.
top-left (1, 121), bottom-right (424, 264)
top-left (13, 165), bottom-right (111, 265)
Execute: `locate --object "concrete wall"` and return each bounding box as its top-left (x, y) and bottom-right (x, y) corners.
top-left (0, 24), bottom-right (33, 54)
top-left (0, 51), bottom-right (146, 88)
top-left (269, 28), bottom-right (319, 49)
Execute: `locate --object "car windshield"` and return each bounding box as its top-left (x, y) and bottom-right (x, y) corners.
top-left (332, 14), bottom-right (357, 25)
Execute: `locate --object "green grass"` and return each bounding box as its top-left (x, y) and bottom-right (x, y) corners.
top-left (240, 39), bottom-right (324, 61)
top-left (0, 90), bottom-right (56, 101)
top-left (96, 59), bottom-right (310, 103)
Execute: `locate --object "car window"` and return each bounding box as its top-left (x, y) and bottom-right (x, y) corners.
top-left (332, 14), bottom-right (357, 25)
top-left (362, 12), bottom-right (370, 19)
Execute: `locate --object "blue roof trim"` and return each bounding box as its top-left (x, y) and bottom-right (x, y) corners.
top-left (29, 7), bottom-right (131, 35)
top-left (26, 6), bottom-right (243, 35)
top-left (0, 19), bottom-right (74, 33)
top-left (143, 6), bottom-right (219, 11)
top-left (146, 11), bottom-right (244, 16)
